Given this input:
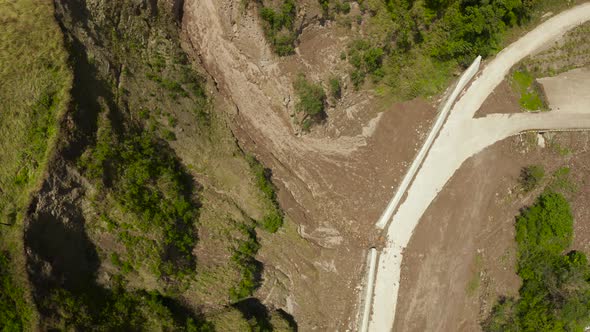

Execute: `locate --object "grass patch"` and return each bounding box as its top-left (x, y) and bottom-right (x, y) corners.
top-left (512, 69), bottom-right (547, 111)
top-left (548, 166), bottom-right (576, 194)
top-left (0, 0), bottom-right (71, 223)
top-left (0, 0), bottom-right (72, 328)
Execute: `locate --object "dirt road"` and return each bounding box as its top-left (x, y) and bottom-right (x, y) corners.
top-left (369, 3), bottom-right (590, 331)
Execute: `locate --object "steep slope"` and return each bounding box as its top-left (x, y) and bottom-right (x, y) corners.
top-left (1, 0), bottom-right (294, 330)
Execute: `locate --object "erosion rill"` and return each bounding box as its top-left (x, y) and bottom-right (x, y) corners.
top-left (1, 0), bottom-right (295, 330)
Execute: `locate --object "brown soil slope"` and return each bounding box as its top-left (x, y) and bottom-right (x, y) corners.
top-left (395, 130), bottom-right (590, 332)
top-left (182, 0), bottom-right (438, 329)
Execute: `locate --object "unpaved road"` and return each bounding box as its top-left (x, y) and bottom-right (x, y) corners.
top-left (539, 67), bottom-right (590, 113)
top-left (369, 3), bottom-right (590, 331)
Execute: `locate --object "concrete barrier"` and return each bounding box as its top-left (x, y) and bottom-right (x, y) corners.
top-left (375, 56), bottom-right (482, 229)
top-left (359, 248), bottom-right (378, 332)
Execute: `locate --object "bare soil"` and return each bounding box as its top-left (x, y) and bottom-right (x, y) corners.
top-left (475, 80), bottom-right (521, 118)
top-left (182, 0), bottom-right (438, 329)
top-left (394, 130), bottom-right (590, 332)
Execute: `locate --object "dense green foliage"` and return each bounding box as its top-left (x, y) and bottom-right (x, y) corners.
top-left (294, 75), bottom-right (327, 130)
top-left (44, 285), bottom-right (213, 331)
top-left (256, 0), bottom-right (298, 56)
top-left (247, 155), bottom-right (284, 233)
top-left (486, 192), bottom-right (590, 331)
top-left (81, 124), bottom-right (199, 277)
top-left (0, 252), bottom-right (30, 331)
top-left (351, 0), bottom-right (552, 97)
top-left (519, 165), bottom-right (544, 192)
top-left (512, 68), bottom-right (546, 111)
top-left (347, 40), bottom-right (385, 89)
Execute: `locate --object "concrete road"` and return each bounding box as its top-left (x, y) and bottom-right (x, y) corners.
top-left (368, 3), bottom-right (590, 331)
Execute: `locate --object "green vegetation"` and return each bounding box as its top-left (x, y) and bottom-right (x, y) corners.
top-left (345, 0), bottom-right (569, 99)
top-left (486, 192), bottom-right (590, 331)
top-left (248, 155), bottom-right (284, 233)
top-left (519, 165), bottom-right (545, 192)
top-left (318, 0), bottom-right (352, 19)
top-left (347, 40), bottom-right (385, 89)
top-left (294, 74), bottom-right (327, 129)
top-left (0, 0), bottom-right (72, 328)
top-left (0, 252), bottom-right (31, 331)
top-left (256, 0), bottom-right (298, 56)
top-left (0, 0), bottom-right (71, 222)
top-left (80, 115), bottom-right (199, 278)
top-left (1, 0), bottom-right (294, 330)
top-left (548, 166), bottom-right (576, 194)
top-left (512, 68), bottom-right (547, 111)
top-left (230, 225), bottom-right (262, 302)
top-left (329, 77), bottom-right (342, 100)
top-left (43, 285), bottom-right (213, 331)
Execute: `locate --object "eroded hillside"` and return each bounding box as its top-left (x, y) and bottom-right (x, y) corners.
top-left (2, 0), bottom-right (294, 330)
top-left (3, 0), bottom-right (588, 331)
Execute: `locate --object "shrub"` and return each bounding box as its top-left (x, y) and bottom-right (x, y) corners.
top-left (261, 209), bottom-right (283, 233)
top-left (350, 70), bottom-right (365, 90)
top-left (229, 226), bottom-right (262, 302)
top-left (294, 75), bottom-right (326, 118)
top-left (246, 155), bottom-right (284, 233)
top-left (515, 192), bottom-right (573, 259)
top-left (329, 77), bottom-right (342, 99)
top-left (337, 1), bottom-right (351, 14)
top-left (519, 165), bottom-right (544, 192)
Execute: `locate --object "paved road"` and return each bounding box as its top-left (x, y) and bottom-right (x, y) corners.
top-left (368, 3), bottom-right (590, 331)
